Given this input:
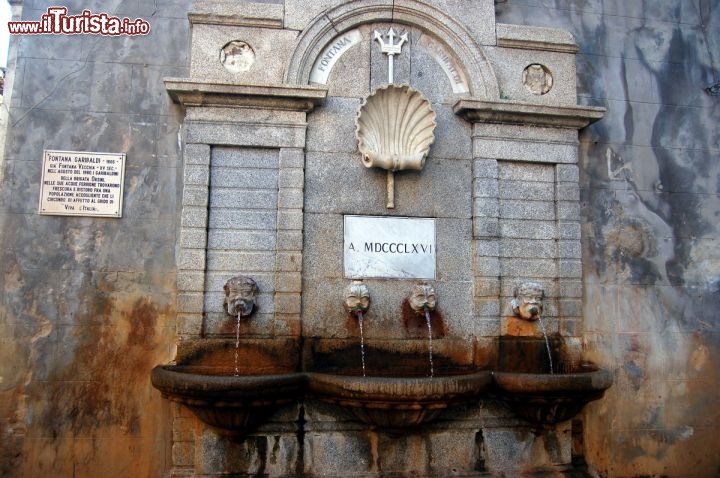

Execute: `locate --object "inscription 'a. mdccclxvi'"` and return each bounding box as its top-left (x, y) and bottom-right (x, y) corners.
top-left (347, 242), bottom-right (433, 254)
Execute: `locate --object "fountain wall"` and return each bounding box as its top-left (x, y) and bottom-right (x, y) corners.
top-left (0, 0), bottom-right (718, 477)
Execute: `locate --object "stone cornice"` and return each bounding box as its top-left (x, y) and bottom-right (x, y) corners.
top-left (453, 99), bottom-right (605, 129)
top-left (496, 23), bottom-right (579, 54)
top-left (188, 2), bottom-right (284, 28)
top-left (164, 79), bottom-right (328, 112)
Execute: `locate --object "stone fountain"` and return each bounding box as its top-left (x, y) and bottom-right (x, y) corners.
top-left (307, 282), bottom-right (492, 430)
top-left (151, 278), bottom-right (305, 436)
top-left (154, 0), bottom-right (609, 474)
top-left (493, 282), bottom-right (613, 429)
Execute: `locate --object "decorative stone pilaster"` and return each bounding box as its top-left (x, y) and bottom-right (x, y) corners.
top-left (168, 79), bottom-right (326, 341)
top-left (456, 99), bottom-right (603, 337)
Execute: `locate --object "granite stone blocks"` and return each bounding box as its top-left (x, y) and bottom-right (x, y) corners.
top-left (501, 238), bottom-right (556, 259)
top-left (474, 217), bottom-right (500, 238)
top-left (183, 143), bottom-right (211, 164)
top-left (474, 278), bottom-right (501, 297)
top-left (208, 209), bottom-right (276, 230)
top-left (277, 230), bottom-right (304, 251)
top-left (556, 163), bottom-right (579, 182)
top-left (210, 167), bottom-right (278, 189)
top-left (500, 199), bottom-right (555, 221)
top-left (212, 146), bottom-right (279, 168)
top-left (176, 271), bottom-right (205, 292)
top-left (556, 201), bottom-right (580, 221)
top-left (210, 188), bottom-right (277, 209)
top-left (183, 164), bottom-right (210, 186)
top-left (180, 206), bottom-right (208, 228)
top-left (558, 221), bottom-right (581, 240)
top-left (189, 24), bottom-right (297, 84)
top-left (206, 251), bottom-right (276, 273)
top-left (473, 158), bottom-right (499, 179)
top-left (502, 258), bottom-right (558, 279)
top-left (186, 121), bottom-right (307, 148)
top-left (175, 312), bottom-right (203, 337)
top-left (473, 197), bottom-right (500, 219)
top-left (499, 160), bottom-right (556, 182)
top-left (559, 259), bottom-right (583, 278)
top-left (502, 220), bottom-right (557, 240)
top-left (275, 293), bottom-right (302, 315)
top-left (178, 249), bottom-right (206, 271)
top-left (275, 272), bottom-right (302, 294)
top-left (278, 168), bottom-right (304, 189)
top-left (207, 230), bottom-right (276, 251)
top-left (473, 178), bottom-right (500, 198)
top-left (179, 228), bottom-right (208, 249)
top-left (276, 252), bottom-right (304, 273)
top-left (278, 188), bottom-right (304, 209)
top-left (177, 292), bottom-right (204, 314)
top-left (484, 45), bottom-right (578, 106)
top-left (500, 180), bottom-right (555, 201)
top-left (474, 239), bottom-right (500, 258)
top-left (279, 148), bottom-right (305, 168)
top-left (182, 185), bottom-right (209, 207)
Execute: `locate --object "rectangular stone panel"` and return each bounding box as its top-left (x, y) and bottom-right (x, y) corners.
top-left (344, 215), bottom-right (436, 279)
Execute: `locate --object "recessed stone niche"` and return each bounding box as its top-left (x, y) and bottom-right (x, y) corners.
top-left (162, 0), bottom-right (605, 476)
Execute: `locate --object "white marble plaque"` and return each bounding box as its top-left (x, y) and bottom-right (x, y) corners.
top-left (309, 29), bottom-right (362, 84)
top-left (344, 215), bottom-right (436, 279)
top-left (418, 35), bottom-right (469, 94)
top-left (38, 150), bottom-right (126, 217)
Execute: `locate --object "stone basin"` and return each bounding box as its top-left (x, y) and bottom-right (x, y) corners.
top-left (150, 338), bottom-right (303, 434)
top-left (305, 341), bottom-right (492, 429)
top-left (494, 336), bottom-right (613, 427)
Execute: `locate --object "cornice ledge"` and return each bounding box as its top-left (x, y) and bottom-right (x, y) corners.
top-left (188, 2), bottom-right (284, 28)
top-left (164, 78), bottom-right (328, 112)
top-left (453, 99), bottom-right (605, 129)
top-left (496, 23), bottom-right (579, 54)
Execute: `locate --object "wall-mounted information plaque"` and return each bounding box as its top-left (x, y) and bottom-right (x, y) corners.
top-left (38, 150), bottom-right (126, 217)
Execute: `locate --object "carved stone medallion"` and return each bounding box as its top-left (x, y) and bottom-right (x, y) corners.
top-left (522, 63), bottom-right (553, 95)
top-left (220, 41), bottom-right (255, 73)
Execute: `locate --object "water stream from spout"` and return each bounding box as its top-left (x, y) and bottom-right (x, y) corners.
top-left (537, 316), bottom-right (554, 375)
top-left (424, 307), bottom-right (434, 378)
top-left (357, 311), bottom-right (367, 377)
top-left (234, 312), bottom-right (241, 377)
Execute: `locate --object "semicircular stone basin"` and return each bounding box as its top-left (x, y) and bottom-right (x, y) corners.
top-left (305, 341), bottom-right (492, 429)
top-left (150, 338), bottom-right (303, 434)
top-left (494, 336), bottom-right (613, 427)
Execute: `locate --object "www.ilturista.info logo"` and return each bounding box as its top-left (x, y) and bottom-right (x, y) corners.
top-left (8, 7), bottom-right (150, 35)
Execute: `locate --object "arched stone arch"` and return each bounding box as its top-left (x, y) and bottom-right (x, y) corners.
top-left (284, 0), bottom-right (500, 99)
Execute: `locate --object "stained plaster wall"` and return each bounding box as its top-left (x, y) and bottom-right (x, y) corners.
top-left (0, 0), bottom-right (191, 476)
top-left (494, 1), bottom-right (720, 476)
top-left (0, 1), bottom-right (718, 478)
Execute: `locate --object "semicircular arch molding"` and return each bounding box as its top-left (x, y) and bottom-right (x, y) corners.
top-left (285, 0), bottom-right (500, 99)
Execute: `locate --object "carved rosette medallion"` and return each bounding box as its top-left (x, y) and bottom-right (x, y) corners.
top-left (522, 63), bottom-right (553, 95)
top-left (220, 41), bottom-right (255, 73)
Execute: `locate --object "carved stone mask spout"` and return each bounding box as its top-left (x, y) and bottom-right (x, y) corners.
top-left (344, 280), bottom-right (371, 315)
top-left (224, 276), bottom-right (259, 318)
top-left (511, 281), bottom-right (544, 321)
top-left (408, 281), bottom-right (437, 314)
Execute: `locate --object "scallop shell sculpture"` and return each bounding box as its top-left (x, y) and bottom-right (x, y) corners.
top-left (356, 84), bottom-right (437, 172)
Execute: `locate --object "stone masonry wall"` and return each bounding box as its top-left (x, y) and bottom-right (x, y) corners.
top-left (0, 0), bottom-right (718, 477)
top-left (0, 0), bottom-right (191, 475)
top-left (497, 1), bottom-right (720, 476)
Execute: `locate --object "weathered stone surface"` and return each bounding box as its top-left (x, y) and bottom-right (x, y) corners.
top-left (2, 1), bottom-right (719, 477)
